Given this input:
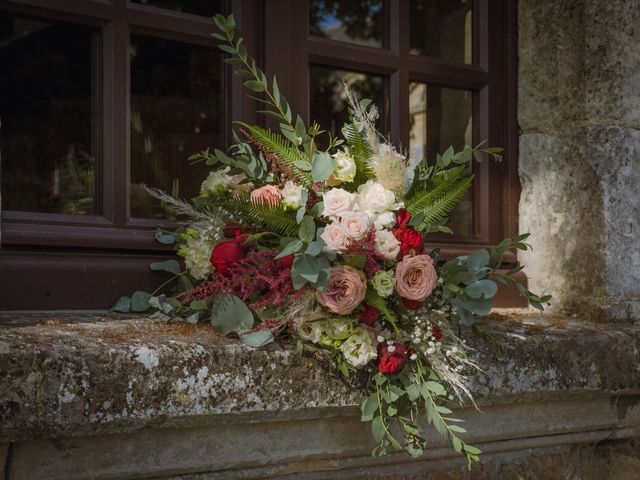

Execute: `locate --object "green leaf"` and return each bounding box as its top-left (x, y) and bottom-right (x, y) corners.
top-left (305, 240), bottom-right (324, 256)
top-left (189, 300), bottom-right (207, 311)
top-left (371, 416), bottom-right (385, 443)
top-left (112, 296), bottom-right (131, 313)
top-left (452, 436), bottom-right (463, 453)
top-left (131, 291), bottom-right (152, 312)
top-left (449, 425), bottom-right (467, 433)
top-left (311, 151), bottom-right (336, 182)
top-left (239, 330), bottom-right (275, 348)
top-left (467, 249), bottom-right (490, 273)
top-left (464, 445), bottom-right (482, 455)
top-left (293, 254), bottom-right (320, 283)
top-left (406, 383), bottom-right (421, 401)
top-left (244, 80), bottom-right (266, 92)
top-left (154, 229), bottom-right (176, 245)
top-left (276, 239), bottom-right (303, 259)
top-left (465, 279), bottom-right (498, 299)
top-left (298, 216), bottom-right (316, 242)
top-left (361, 393), bottom-right (379, 421)
top-left (425, 381), bottom-right (446, 396)
top-left (150, 259), bottom-right (181, 276)
top-left (210, 294), bottom-right (254, 335)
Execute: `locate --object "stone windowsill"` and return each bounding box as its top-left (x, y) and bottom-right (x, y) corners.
top-left (1, 311), bottom-right (640, 480)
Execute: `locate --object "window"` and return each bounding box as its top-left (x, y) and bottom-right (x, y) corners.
top-left (0, 0), bottom-right (516, 309)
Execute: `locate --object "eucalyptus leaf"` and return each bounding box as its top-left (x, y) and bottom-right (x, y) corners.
top-left (131, 291), bottom-right (152, 312)
top-left (298, 216), bottom-right (316, 242)
top-left (210, 294), bottom-right (254, 335)
top-left (239, 330), bottom-right (275, 348)
top-left (311, 151), bottom-right (336, 182)
top-left (467, 249), bottom-right (490, 273)
top-left (293, 254), bottom-right (320, 283)
top-left (112, 296), bottom-right (131, 313)
top-left (150, 259), bottom-right (181, 276)
top-left (361, 393), bottom-right (378, 421)
top-left (371, 416), bottom-right (386, 443)
top-left (465, 279), bottom-right (498, 299)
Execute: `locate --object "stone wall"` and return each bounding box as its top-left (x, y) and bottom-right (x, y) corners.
top-left (1, 312), bottom-right (639, 479)
top-left (518, 0), bottom-right (640, 320)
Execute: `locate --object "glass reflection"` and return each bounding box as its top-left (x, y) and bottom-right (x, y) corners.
top-left (130, 0), bottom-right (224, 18)
top-left (410, 0), bottom-right (472, 64)
top-left (409, 82), bottom-right (473, 234)
top-left (0, 12), bottom-right (97, 215)
top-left (310, 0), bottom-right (385, 48)
top-left (130, 35), bottom-right (224, 219)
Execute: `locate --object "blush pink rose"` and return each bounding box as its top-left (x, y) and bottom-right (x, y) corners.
top-left (250, 185), bottom-right (282, 206)
top-left (395, 254), bottom-right (437, 301)
top-left (316, 265), bottom-right (367, 315)
top-left (339, 212), bottom-right (371, 240)
top-left (320, 223), bottom-right (349, 252)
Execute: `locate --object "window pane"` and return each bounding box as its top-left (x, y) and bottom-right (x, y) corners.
top-left (130, 0), bottom-right (224, 18)
top-left (0, 13), bottom-right (97, 215)
top-left (309, 0), bottom-right (385, 48)
top-left (409, 0), bottom-right (472, 64)
top-left (130, 36), bottom-right (224, 219)
top-left (310, 65), bottom-right (386, 145)
top-left (409, 83), bottom-right (473, 235)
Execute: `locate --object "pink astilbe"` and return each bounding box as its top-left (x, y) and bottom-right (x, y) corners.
top-left (177, 250), bottom-right (306, 311)
top-left (343, 227), bottom-right (384, 276)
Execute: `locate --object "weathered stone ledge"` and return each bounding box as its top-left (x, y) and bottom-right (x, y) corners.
top-left (1, 310), bottom-right (639, 444)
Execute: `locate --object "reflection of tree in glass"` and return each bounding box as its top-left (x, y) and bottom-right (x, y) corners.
top-left (309, 0), bottom-right (384, 47)
top-left (310, 67), bottom-right (385, 146)
top-left (56, 145), bottom-right (95, 215)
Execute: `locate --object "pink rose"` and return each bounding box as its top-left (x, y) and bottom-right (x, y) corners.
top-left (322, 188), bottom-right (356, 218)
top-left (316, 265), bottom-right (367, 315)
top-left (340, 212), bottom-right (371, 240)
top-left (320, 223), bottom-right (349, 252)
top-left (250, 185), bottom-right (282, 206)
top-left (395, 254), bottom-right (437, 301)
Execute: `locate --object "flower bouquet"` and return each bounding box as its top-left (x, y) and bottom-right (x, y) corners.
top-left (114, 15), bottom-right (550, 465)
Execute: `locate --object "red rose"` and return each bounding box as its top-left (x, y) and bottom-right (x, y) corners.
top-left (223, 222), bottom-right (250, 243)
top-left (377, 343), bottom-right (409, 374)
top-left (396, 208), bottom-right (411, 227)
top-left (392, 225), bottom-right (424, 260)
top-left (210, 240), bottom-right (245, 277)
top-left (357, 303), bottom-right (380, 326)
top-left (431, 324), bottom-right (443, 342)
top-left (402, 298), bottom-right (423, 310)
top-left (278, 254), bottom-right (294, 270)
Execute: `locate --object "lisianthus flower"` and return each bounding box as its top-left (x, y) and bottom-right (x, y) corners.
top-left (294, 318), bottom-right (325, 344)
top-left (328, 150), bottom-right (357, 185)
top-left (200, 166), bottom-right (251, 196)
top-left (316, 265), bottom-right (367, 315)
top-left (340, 330), bottom-right (377, 368)
top-left (395, 254), bottom-right (437, 301)
top-left (374, 229), bottom-right (401, 260)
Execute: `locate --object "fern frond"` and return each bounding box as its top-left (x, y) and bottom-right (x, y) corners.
top-left (405, 166), bottom-right (467, 215)
top-left (222, 195), bottom-right (300, 237)
top-left (343, 122), bottom-right (375, 187)
top-left (411, 175), bottom-right (474, 226)
top-left (365, 288), bottom-right (398, 332)
top-left (235, 122), bottom-right (312, 187)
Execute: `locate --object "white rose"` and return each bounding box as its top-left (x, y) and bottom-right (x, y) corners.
top-left (281, 181), bottom-right (304, 209)
top-left (375, 229), bottom-right (400, 260)
top-left (339, 212), bottom-right (371, 241)
top-left (322, 188), bottom-right (356, 218)
top-left (331, 151), bottom-right (357, 183)
top-left (320, 223), bottom-right (350, 252)
top-left (295, 319), bottom-right (325, 343)
top-left (356, 180), bottom-right (402, 214)
top-left (340, 331), bottom-right (377, 368)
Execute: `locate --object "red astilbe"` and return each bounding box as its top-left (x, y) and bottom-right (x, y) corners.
top-left (343, 227), bottom-right (383, 276)
top-left (178, 250), bottom-right (306, 310)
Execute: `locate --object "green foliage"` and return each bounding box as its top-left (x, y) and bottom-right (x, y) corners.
top-left (364, 288), bottom-right (398, 333)
top-left (221, 195), bottom-right (300, 238)
top-left (342, 121), bottom-right (375, 187)
top-left (210, 293), bottom-right (254, 335)
top-left (239, 330), bottom-right (275, 348)
top-left (149, 259), bottom-right (181, 276)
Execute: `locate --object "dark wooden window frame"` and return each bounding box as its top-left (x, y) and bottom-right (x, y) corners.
top-left (0, 0), bottom-right (518, 308)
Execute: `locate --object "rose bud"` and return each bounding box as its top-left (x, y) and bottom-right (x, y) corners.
top-left (210, 240), bottom-right (245, 277)
top-left (357, 303), bottom-right (380, 327)
top-left (377, 343), bottom-right (409, 375)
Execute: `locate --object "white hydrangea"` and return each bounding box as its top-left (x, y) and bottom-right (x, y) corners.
top-left (330, 151), bottom-right (357, 183)
top-left (281, 181), bottom-right (305, 209)
top-left (340, 330), bottom-right (377, 368)
top-left (178, 227), bottom-right (217, 280)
